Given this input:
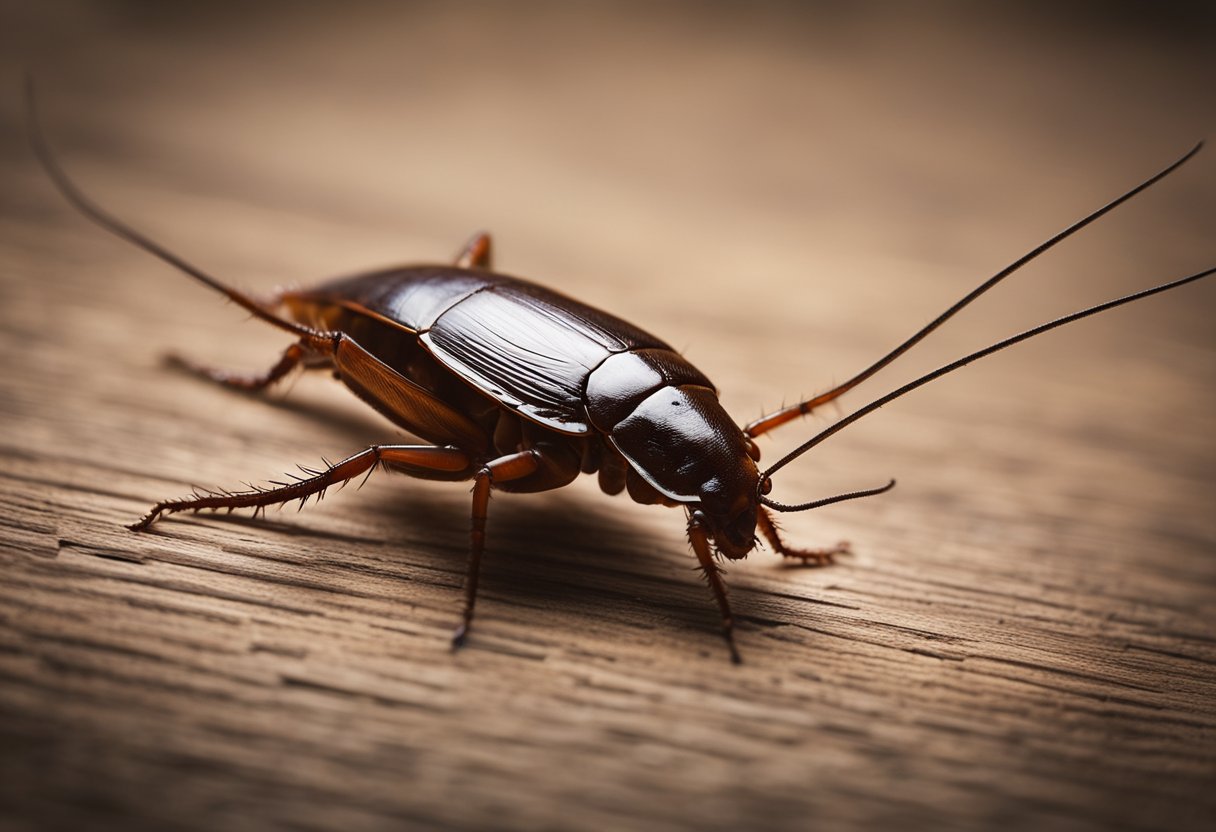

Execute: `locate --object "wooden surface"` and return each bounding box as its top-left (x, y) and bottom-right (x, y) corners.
top-left (2, 4), bottom-right (1215, 831)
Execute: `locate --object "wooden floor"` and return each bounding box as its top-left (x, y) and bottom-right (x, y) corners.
top-left (2, 4), bottom-right (1214, 831)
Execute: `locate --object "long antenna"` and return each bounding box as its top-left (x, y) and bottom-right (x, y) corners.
top-left (25, 76), bottom-right (325, 344)
top-left (760, 265), bottom-right (1216, 512)
top-left (745, 141), bottom-right (1204, 438)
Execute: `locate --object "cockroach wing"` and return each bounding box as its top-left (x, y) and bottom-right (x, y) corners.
top-left (298, 267), bottom-right (497, 331)
top-left (292, 267), bottom-right (675, 434)
top-left (421, 280), bottom-right (671, 433)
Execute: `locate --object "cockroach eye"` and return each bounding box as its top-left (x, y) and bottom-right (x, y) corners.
top-left (744, 438), bottom-right (762, 462)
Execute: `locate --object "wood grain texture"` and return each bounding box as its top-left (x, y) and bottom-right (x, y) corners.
top-left (2, 3), bottom-right (1214, 831)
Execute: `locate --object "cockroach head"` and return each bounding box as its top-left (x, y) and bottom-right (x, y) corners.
top-left (697, 473), bottom-right (761, 559)
top-left (610, 385), bottom-right (762, 558)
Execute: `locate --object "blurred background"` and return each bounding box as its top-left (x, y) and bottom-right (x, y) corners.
top-left (1, 2), bottom-right (1214, 831)
top-left (4, 0), bottom-right (1213, 491)
top-left (3, 0), bottom-right (1214, 435)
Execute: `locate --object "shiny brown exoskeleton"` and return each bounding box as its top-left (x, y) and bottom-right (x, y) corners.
top-left (30, 85), bottom-right (1213, 661)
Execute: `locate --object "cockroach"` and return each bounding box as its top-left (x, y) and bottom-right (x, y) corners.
top-left (29, 89), bottom-right (1213, 662)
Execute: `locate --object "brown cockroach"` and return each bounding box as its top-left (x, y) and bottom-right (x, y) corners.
top-left (30, 89), bottom-right (1213, 662)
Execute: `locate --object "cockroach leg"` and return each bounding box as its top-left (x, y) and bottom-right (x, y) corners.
top-left (454, 231), bottom-right (493, 269)
top-left (166, 341), bottom-right (313, 392)
top-left (745, 387), bottom-right (853, 438)
top-left (453, 449), bottom-right (541, 650)
top-left (688, 511), bottom-right (742, 664)
top-left (128, 444), bottom-right (472, 531)
top-left (757, 508), bottom-right (849, 566)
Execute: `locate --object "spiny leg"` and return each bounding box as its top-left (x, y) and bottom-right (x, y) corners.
top-left (129, 444), bottom-right (472, 530)
top-left (167, 320), bottom-right (345, 396)
top-left (452, 449), bottom-right (541, 650)
top-left (166, 341), bottom-right (315, 393)
top-left (745, 387), bottom-right (851, 439)
top-left (688, 510), bottom-right (742, 664)
top-left (757, 507), bottom-right (849, 566)
top-left (454, 231), bottom-right (493, 269)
